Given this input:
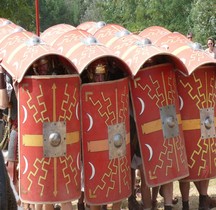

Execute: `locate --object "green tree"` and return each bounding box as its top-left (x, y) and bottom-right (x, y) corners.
top-left (189, 0), bottom-right (216, 45)
top-left (1, 0), bottom-right (215, 44)
top-left (80, 0), bottom-right (103, 22)
top-left (80, 0), bottom-right (193, 35)
top-left (0, 0), bottom-right (34, 31)
top-left (39, 0), bottom-right (82, 31)
top-left (80, 0), bottom-right (143, 33)
top-left (135, 0), bottom-right (192, 34)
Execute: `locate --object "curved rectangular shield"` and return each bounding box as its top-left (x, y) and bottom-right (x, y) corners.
top-left (176, 66), bottom-right (216, 181)
top-left (81, 77), bottom-right (131, 205)
top-left (18, 75), bottom-right (81, 203)
top-left (130, 63), bottom-right (189, 187)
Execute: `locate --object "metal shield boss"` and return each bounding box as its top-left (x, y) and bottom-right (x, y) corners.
top-left (81, 78), bottom-right (131, 205)
top-left (130, 63), bottom-right (189, 187)
top-left (176, 66), bottom-right (216, 181)
top-left (18, 75), bottom-right (81, 203)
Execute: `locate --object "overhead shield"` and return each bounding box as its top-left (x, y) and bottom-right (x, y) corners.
top-left (18, 75), bottom-right (81, 203)
top-left (155, 31), bottom-right (216, 180)
top-left (0, 18), bottom-right (13, 26)
top-left (40, 24), bottom-right (76, 46)
top-left (77, 21), bottom-right (96, 31)
top-left (81, 77), bottom-right (131, 205)
top-left (139, 26), bottom-right (171, 44)
top-left (94, 24), bottom-right (131, 47)
top-left (130, 63), bottom-right (189, 187)
top-left (0, 23), bottom-right (24, 44)
top-left (84, 21), bottom-right (106, 35)
top-left (176, 65), bottom-right (216, 181)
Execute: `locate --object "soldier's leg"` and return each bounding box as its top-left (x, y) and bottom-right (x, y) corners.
top-left (77, 191), bottom-right (85, 210)
top-left (61, 202), bottom-right (73, 210)
top-left (23, 203), bottom-right (31, 210)
top-left (90, 205), bottom-right (101, 210)
top-left (7, 129), bottom-right (18, 184)
top-left (195, 180), bottom-right (208, 210)
top-left (34, 204), bottom-right (43, 210)
top-left (128, 154), bottom-right (143, 210)
top-left (161, 182), bottom-right (173, 209)
top-left (194, 180), bottom-right (216, 210)
top-left (43, 204), bottom-right (54, 210)
top-left (152, 186), bottom-right (160, 209)
top-left (29, 203), bottom-right (35, 210)
top-left (179, 181), bottom-right (190, 210)
top-left (101, 204), bottom-right (107, 210)
top-left (194, 180), bottom-right (208, 195)
top-left (111, 201), bottom-right (122, 210)
top-left (138, 164), bottom-right (152, 209)
top-left (0, 150), bottom-right (17, 210)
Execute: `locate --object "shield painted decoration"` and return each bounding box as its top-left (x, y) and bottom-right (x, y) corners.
top-left (18, 75), bottom-right (81, 203)
top-left (81, 78), bottom-right (131, 205)
top-left (0, 23), bottom-right (24, 44)
top-left (139, 26), bottom-right (171, 44)
top-left (40, 24), bottom-right (76, 46)
top-left (77, 21), bottom-right (96, 31)
top-left (0, 18), bottom-right (13, 26)
top-left (94, 24), bottom-right (131, 47)
top-left (176, 65), bottom-right (216, 181)
top-left (130, 63), bottom-right (189, 187)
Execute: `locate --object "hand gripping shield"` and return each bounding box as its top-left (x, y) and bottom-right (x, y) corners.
top-left (18, 75), bottom-right (81, 203)
top-left (130, 63), bottom-right (189, 187)
top-left (81, 78), bottom-right (131, 205)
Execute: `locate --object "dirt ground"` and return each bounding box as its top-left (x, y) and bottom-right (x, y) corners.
top-left (71, 179), bottom-right (216, 210)
top-left (147, 179), bottom-right (216, 210)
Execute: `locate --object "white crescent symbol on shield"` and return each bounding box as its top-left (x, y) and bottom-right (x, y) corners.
top-left (137, 97), bottom-right (145, 115)
top-left (77, 152), bottom-right (80, 170)
top-left (22, 105), bottom-right (27, 124)
top-left (87, 113), bottom-right (93, 131)
top-left (23, 155), bottom-right (28, 175)
top-left (89, 162), bottom-right (95, 180)
top-left (145, 144), bottom-right (153, 161)
top-left (76, 103), bottom-right (79, 120)
top-left (179, 95), bottom-right (184, 111)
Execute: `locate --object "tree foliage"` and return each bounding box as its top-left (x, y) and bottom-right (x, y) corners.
top-left (189, 0), bottom-right (216, 44)
top-left (0, 0), bottom-right (215, 45)
top-left (39, 0), bottom-right (82, 31)
top-left (0, 0), bottom-right (34, 31)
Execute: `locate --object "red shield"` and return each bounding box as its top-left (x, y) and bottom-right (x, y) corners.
top-left (130, 63), bottom-right (189, 187)
top-left (18, 75), bottom-right (81, 203)
top-left (77, 21), bottom-right (96, 31)
top-left (81, 78), bottom-right (131, 205)
top-left (176, 66), bottom-right (216, 181)
top-left (139, 26), bottom-right (171, 44)
top-left (94, 24), bottom-right (129, 47)
top-left (0, 18), bottom-right (12, 26)
top-left (41, 24), bottom-right (76, 45)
